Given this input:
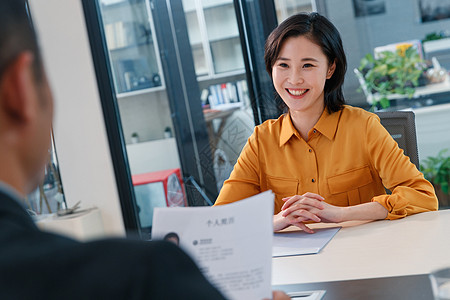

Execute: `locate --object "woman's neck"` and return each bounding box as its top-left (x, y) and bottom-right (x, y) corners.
top-left (289, 103), bottom-right (325, 141)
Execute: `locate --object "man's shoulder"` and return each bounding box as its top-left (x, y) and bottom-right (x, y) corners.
top-left (0, 189), bottom-right (39, 231)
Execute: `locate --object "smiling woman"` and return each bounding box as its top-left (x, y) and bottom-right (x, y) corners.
top-left (264, 12), bottom-right (346, 115)
top-left (270, 35), bottom-right (335, 140)
top-left (213, 12), bottom-right (438, 233)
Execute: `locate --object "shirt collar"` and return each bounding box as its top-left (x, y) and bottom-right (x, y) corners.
top-left (314, 108), bottom-right (342, 141)
top-left (279, 108), bottom-right (342, 146)
top-left (279, 113), bottom-right (298, 147)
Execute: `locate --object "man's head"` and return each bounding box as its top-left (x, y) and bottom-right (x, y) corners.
top-left (0, 1), bottom-right (43, 82)
top-left (0, 0), bottom-right (54, 195)
top-left (164, 232), bottom-right (180, 246)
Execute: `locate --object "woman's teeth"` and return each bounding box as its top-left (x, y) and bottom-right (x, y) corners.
top-left (287, 89), bottom-right (308, 96)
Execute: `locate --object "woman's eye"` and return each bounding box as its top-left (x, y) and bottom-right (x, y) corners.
top-left (303, 63), bottom-right (314, 68)
top-left (278, 63), bottom-right (288, 68)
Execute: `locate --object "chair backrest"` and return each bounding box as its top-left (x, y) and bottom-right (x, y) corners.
top-left (375, 111), bottom-right (420, 169)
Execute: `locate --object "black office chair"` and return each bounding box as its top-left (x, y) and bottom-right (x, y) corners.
top-left (375, 111), bottom-right (420, 169)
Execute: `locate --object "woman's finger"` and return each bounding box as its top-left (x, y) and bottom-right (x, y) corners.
top-left (281, 193), bottom-right (325, 210)
top-left (281, 195), bottom-right (303, 210)
top-left (282, 198), bottom-right (324, 214)
top-left (302, 192), bottom-right (325, 201)
top-left (292, 221), bottom-right (315, 234)
top-left (282, 196), bottom-right (292, 201)
top-left (281, 194), bottom-right (300, 206)
top-left (285, 209), bottom-right (321, 223)
top-left (283, 198), bottom-right (324, 215)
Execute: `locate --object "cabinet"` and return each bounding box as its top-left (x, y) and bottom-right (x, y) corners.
top-left (182, 0), bottom-right (245, 79)
top-left (182, 0), bottom-right (250, 111)
top-left (99, 0), bottom-right (164, 96)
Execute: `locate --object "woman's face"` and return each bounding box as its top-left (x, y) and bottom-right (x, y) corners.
top-left (272, 35), bottom-right (335, 115)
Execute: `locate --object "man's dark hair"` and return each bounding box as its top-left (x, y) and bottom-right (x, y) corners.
top-left (264, 12), bottom-right (347, 113)
top-left (0, 0), bottom-right (43, 82)
top-left (164, 232), bottom-right (180, 244)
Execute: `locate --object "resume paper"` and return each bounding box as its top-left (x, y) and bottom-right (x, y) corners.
top-left (152, 191), bottom-right (274, 300)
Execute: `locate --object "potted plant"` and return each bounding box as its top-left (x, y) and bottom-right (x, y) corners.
top-left (131, 132), bottom-right (140, 144)
top-left (358, 43), bottom-right (426, 110)
top-left (420, 149), bottom-right (450, 208)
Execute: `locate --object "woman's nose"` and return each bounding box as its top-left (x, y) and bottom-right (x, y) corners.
top-left (288, 69), bottom-right (304, 84)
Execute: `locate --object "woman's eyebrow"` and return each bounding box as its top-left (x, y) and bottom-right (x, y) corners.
top-left (301, 57), bottom-right (319, 62)
top-left (276, 57), bottom-right (319, 62)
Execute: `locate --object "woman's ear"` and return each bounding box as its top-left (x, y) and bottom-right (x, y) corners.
top-left (326, 60), bottom-right (336, 79)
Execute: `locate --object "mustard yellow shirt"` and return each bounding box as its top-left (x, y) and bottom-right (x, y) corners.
top-left (214, 105), bottom-right (438, 219)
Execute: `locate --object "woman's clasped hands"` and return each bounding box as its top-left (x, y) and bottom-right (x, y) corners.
top-left (273, 192), bottom-right (344, 232)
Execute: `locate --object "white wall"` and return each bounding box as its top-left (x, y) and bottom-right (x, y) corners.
top-left (118, 90), bottom-right (174, 144)
top-left (29, 0), bottom-right (126, 236)
top-left (413, 103), bottom-right (450, 161)
top-left (126, 138), bottom-right (181, 175)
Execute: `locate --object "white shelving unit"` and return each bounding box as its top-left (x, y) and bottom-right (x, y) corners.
top-left (99, 0), bottom-right (165, 96)
top-left (182, 0), bottom-right (245, 79)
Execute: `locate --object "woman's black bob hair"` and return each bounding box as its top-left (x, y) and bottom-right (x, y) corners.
top-left (264, 12), bottom-right (347, 113)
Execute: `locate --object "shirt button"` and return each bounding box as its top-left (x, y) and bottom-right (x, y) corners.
top-left (312, 179), bottom-right (316, 183)
top-left (309, 149), bottom-right (312, 153)
top-left (313, 129), bottom-right (317, 134)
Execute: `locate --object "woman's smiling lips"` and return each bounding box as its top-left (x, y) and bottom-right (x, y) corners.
top-left (286, 88), bottom-right (309, 97)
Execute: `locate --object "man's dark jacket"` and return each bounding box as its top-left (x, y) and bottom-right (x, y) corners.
top-left (0, 190), bottom-right (225, 299)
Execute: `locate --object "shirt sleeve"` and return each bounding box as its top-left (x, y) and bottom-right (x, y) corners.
top-left (365, 114), bottom-right (438, 219)
top-left (214, 127), bottom-right (261, 206)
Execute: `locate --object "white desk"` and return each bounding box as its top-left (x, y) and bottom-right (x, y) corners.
top-left (272, 210), bottom-right (450, 286)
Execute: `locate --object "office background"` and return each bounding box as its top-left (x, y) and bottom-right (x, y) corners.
top-left (27, 0), bottom-right (450, 237)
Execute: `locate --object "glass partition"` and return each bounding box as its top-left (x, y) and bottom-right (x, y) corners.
top-left (94, 0), bottom-right (185, 238)
top-left (86, 0), bottom-right (258, 237)
top-left (273, 0), bottom-right (450, 209)
top-left (99, 0), bottom-right (164, 95)
top-left (26, 133), bottom-right (67, 215)
top-left (182, 0), bottom-right (255, 192)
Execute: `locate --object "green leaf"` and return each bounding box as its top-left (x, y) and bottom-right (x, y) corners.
top-left (420, 149), bottom-right (450, 188)
top-left (374, 65), bottom-right (388, 73)
top-left (365, 53), bottom-right (375, 63)
top-left (380, 97), bottom-right (390, 108)
top-left (387, 68), bottom-right (398, 75)
top-left (404, 87), bottom-right (415, 97)
top-left (356, 47), bottom-right (426, 103)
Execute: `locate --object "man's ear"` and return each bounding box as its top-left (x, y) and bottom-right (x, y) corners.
top-left (326, 60), bottom-right (336, 79)
top-left (0, 52), bottom-right (37, 124)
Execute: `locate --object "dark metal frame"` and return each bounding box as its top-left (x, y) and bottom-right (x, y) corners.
top-left (82, 0), bottom-right (141, 236)
top-left (151, 0), bottom-right (218, 204)
top-left (234, 0), bottom-right (281, 124)
top-left (81, 0), bottom-right (287, 235)
top-left (82, 0), bottom-right (220, 237)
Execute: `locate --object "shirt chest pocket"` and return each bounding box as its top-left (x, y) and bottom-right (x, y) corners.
top-left (327, 166), bottom-right (373, 206)
top-left (266, 175), bottom-right (299, 213)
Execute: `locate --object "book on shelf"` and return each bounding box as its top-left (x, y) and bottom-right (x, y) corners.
top-left (207, 80), bottom-right (248, 109)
